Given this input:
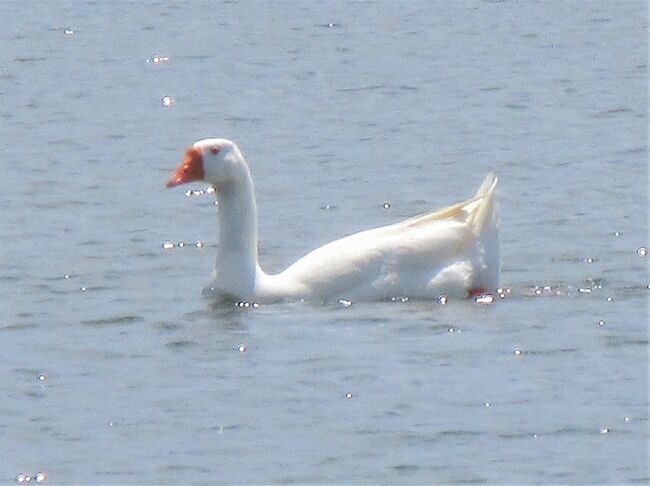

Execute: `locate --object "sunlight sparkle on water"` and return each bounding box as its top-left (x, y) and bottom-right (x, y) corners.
top-left (637, 247), bottom-right (647, 257)
top-left (161, 95), bottom-right (174, 107)
top-left (236, 301), bottom-right (259, 308)
top-left (437, 295), bottom-right (448, 304)
top-left (162, 241), bottom-right (204, 249)
top-left (16, 472), bottom-right (47, 483)
top-left (184, 187), bottom-right (215, 197)
top-left (64, 28), bottom-right (74, 35)
top-left (345, 392), bottom-right (353, 399)
top-left (513, 348), bottom-right (522, 356)
top-left (148, 55), bottom-right (170, 64)
top-left (474, 294), bottom-right (495, 304)
top-left (237, 344), bottom-right (247, 353)
top-left (38, 374), bottom-right (46, 382)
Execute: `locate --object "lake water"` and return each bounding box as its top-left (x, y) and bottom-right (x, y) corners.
top-left (1, 1), bottom-right (648, 484)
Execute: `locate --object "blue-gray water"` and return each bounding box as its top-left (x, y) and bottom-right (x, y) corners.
top-left (1, 1), bottom-right (648, 484)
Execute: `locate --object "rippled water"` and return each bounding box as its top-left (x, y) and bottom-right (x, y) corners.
top-left (1, 1), bottom-right (647, 484)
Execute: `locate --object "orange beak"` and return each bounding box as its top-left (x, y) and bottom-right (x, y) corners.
top-left (166, 147), bottom-right (205, 188)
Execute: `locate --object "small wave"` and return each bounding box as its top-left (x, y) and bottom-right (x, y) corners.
top-left (80, 315), bottom-right (143, 326)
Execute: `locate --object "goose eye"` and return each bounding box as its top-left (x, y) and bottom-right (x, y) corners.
top-left (210, 146), bottom-right (220, 155)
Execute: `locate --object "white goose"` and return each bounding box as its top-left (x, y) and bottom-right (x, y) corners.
top-left (166, 139), bottom-right (499, 303)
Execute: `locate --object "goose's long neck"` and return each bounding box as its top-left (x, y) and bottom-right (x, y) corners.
top-left (215, 172), bottom-right (261, 296)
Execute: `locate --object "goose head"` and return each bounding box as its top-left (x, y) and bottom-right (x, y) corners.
top-left (166, 138), bottom-right (248, 189)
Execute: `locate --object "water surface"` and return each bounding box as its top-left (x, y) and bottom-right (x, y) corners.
top-left (1, 1), bottom-right (647, 484)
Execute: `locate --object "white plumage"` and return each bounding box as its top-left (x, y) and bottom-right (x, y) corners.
top-left (167, 139), bottom-right (499, 303)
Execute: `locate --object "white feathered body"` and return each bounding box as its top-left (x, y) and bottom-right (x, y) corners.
top-left (254, 174), bottom-right (499, 302)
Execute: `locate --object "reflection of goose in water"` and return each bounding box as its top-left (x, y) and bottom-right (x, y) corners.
top-left (166, 138), bottom-right (499, 303)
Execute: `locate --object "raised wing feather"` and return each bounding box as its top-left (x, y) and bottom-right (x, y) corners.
top-left (272, 174), bottom-right (498, 299)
